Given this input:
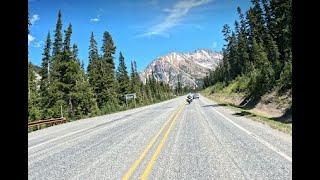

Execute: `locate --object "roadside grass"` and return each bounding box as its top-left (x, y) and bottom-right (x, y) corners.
top-left (201, 91), bottom-right (292, 135)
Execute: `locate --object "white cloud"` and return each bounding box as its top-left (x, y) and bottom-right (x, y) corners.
top-left (90, 18), bottom-right (100, 22)
top-left (30, 14), bottom-right (40, 25)
top-left (162, 8), bottom-right (172, 12)
top-left (137, 0), bottom-right (212, 38)
top-left (28, 34), bottom-right (43, 48)
top-left (90, 9), bottom-right (103, 23)
top-left (33, 41), bottom-right (43, 48)
top-left (28, 34), bottom-right (35, 45)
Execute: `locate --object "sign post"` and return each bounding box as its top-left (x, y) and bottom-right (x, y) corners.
top-left (125, 93), bottom-right (136, 108)
top-left (61, 105), bottom-right (63, 118)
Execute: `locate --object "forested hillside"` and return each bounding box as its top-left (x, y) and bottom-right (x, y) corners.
top-left (28, 11), bottom-right (187, 122)
top-left (203, 0), bottom-right (291, 119)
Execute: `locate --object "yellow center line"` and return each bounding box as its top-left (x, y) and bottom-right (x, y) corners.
top-left (140, 103), bottom-right (185, 180)
top-left (122, 103), bottom-right (185, 180)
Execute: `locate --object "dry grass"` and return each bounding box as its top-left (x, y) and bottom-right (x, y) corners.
top-left (201, 91), bottom-right (292, 135)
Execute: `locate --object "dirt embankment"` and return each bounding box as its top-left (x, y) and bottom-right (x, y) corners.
top-left (206, 89), bottom-right (292, 122)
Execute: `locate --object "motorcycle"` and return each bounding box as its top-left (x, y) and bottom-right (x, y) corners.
top-left (186, 96), bottom-right (193, 104)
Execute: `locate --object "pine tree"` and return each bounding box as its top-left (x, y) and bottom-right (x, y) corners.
top-left (261, 0), bottom-right (272, 30)
top-left (146, 76), bottom-right (153, 102)
top-left (50, 22), bottom-right (99, 119)
top-left (130, 60), bottom-right (137, 92)
top-left (39, 32), bottom-right (52, 118)
top-left (72, 43), bottom-right (80, 65)
top-left (29, 9), bottom-right (177, 122)
top-left (99, 31), bottom-right (118, 110)
top-left (47, 23), bottom-right (74, 118)
top-left (222, 24), bottom-right (231, 42)
top-left (130, 60), bottom-right (142, 102)
top-left (116, 52), bottom-right (130, 103)
top-left (87, 32), bottom-right (111, 109)
top-left (52, 10), bottom-right (63, 57)
top-left (43, 10), bottom-right (65, 118)
top-left (228, 30), bottom-right (240, 79)
top-left (102, 31), bottom-right (116, 69)
top-left (81, 60), bottom-right (85, 71)
top-left (221, 24), bottom-right (232, 82)
top-left (269, 0), bottom-right (292, 65)
top-left (236, 6), bottom-right (250, 74)
top-left (247, 0), bottom-right (266, 44)
top-left (203, 0), bottom-right (291, 100)
top-left (69, 42), bottom-right (99, 119)
top-left (39, 32), bottom-right (51, 86)
top-left (87, 32), bottom-right (101, 104)
top-left (60, 24), bottom-right (78, 118)
top-left (176, 74), bottom-right (182, 95)
top-left (247, 38), bottom-right (274, 96)
top-left (88, 32), bottom-right (99, 74)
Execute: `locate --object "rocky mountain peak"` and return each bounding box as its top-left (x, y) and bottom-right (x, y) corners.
top-left (139, 49), bottom-right (223, 89)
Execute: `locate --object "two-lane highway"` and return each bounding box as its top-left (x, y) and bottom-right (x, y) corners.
top-left (28, 95), bottom-right (292, 179)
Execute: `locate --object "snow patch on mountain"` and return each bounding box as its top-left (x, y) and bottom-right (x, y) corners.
top-left (140, 49), bottom-right (223, 88)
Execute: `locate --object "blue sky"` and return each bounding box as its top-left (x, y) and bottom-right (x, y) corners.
top-left (28, 0), bottom-right (252, 72)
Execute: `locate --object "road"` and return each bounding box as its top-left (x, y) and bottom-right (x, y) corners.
top-left (28, 95), bottom-right (292, 180)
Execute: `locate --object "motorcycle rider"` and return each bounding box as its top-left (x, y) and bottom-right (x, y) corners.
top-left (186, 93), bottom-right (193, 104)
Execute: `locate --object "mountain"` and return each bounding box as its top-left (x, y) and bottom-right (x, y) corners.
top-left (30, 63), bottom-right (41, 81)
top-left (139, 49), bottom-right (223, 88)
top-left (32, 64), bottom-right (41, 74)
top-left (29, 63), bottom-right (41, 90)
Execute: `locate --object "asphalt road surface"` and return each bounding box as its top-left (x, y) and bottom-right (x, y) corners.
top-left (28, 94), bottom-right (292, 180)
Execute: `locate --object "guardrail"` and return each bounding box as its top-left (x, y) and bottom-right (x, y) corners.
top-left (28, 117), bottom-right (67, 130)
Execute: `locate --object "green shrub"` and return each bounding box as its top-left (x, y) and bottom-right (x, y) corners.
top-left (28, 106), bottom-right (42, 122)
top-left (210, 82), bottom-right (225, 93)
top-left (237, 75), bottom-right (250, 92)
top-left (277, 62), bottom-right (292, 94)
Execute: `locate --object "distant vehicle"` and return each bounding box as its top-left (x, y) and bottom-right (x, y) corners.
top-left (186, 93), bottom-right (193, 104)
top-left (193, 93), bottom-right (199, 99)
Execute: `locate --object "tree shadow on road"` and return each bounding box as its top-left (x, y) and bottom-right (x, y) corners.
top-left (233, 111), bottom-right (254, 117)
top-left (202, 104), bottom-right (227, 108)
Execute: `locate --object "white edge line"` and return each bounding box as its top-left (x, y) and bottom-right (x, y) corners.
top-left (204, 96), bottom-right (292, 162)
top-left (28, 127), bottom-right (93, 150)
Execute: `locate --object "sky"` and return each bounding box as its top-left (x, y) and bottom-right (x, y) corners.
top-left (28, 0), bottom-right (252, 72)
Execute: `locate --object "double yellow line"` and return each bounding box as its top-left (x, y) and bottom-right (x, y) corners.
top-left (122, 103), bottom-right (186, 180)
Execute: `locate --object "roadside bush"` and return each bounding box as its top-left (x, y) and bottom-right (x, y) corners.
top-left (247, 65), bottom-right (275, 97)
top-left (277, 61), bottom-right (292, 94)
top-left (210, 82), bottom-right (225, 94)
top-left (247, 68), bottom-right (264, 97)
top-left (28, 107), bottom-right (42, 122)
top-left (224, 75), bottom-right (250, 94)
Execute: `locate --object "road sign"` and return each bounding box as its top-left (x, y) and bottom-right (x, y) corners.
top-left (125, 93), bottom-right (137, 107)
top-left (125, 93), bottom-right (136, 100)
